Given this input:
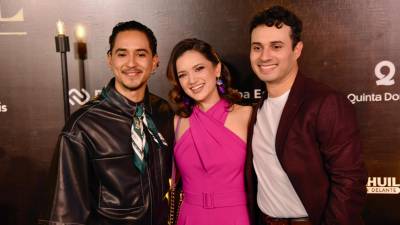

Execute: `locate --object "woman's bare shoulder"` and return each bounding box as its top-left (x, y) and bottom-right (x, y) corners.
top-left (230, 104), bottom-right (252, 121)
top-left (232, 104), bottom-right (252, 114)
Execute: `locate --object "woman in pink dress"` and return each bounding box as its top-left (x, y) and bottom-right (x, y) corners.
top-left (166, 38), bottom-right (252, 225)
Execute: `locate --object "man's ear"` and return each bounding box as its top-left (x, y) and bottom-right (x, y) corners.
top-left (294, 41), bottom-right (303, 59)
top-left (107, 52), bottom-right (112, 67)
top-left (152, 55), bottom-right (160, 72)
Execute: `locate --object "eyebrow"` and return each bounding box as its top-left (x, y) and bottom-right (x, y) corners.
top-left (271, 41), bottom-right (284, 45)
top-left (135, 48), bottom-right (150, 53)
top-left (251, 41), bottom-right (285, 45)
top-left (251, 42), bottom-right (262, 46)
top-left (177, 63), bottom-right (203, 74)
top-left (113, 48), bottom-right (150, 53)
top-left (114, 48), bottom-right (127, 53)
top-left (192, 63), bottom-right (203, 69)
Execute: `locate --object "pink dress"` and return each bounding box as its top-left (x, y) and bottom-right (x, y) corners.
top-left (174, 99), bottom-right (250, 225)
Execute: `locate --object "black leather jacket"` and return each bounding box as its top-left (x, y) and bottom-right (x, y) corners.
top-left (39, 78), bottom-right (174, 225)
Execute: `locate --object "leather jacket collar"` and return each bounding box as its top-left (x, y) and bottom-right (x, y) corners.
top-left (99, 78), bottom-right (153, 118)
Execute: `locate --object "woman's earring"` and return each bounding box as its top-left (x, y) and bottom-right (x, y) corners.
top-left (183, 96), bottom-right (191, 107)
top-left (216, 76), bottom-right (225, 94)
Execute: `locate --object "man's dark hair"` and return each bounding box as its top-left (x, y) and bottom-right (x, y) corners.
top-left (250, 5), bottom-right (302, 49)
top-left (108, 20), bottom-right (157, 55)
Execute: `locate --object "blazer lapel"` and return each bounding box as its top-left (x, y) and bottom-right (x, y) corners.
top-left (275, 74), bottom-right (306, 161)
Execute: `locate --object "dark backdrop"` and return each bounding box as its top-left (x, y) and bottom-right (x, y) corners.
top-left (1, 0), bottom-right (399, 224)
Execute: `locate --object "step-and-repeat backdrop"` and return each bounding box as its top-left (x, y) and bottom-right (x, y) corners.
top-left (1, 0), bottom-right (399, 224)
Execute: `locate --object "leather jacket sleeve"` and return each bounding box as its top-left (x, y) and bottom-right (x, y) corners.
top-left (39, 83), bottom-right (173, 225)
top-left (317, 94), bottom-right (367, 225)
top-left (39, 132), bottom-right (91, 225)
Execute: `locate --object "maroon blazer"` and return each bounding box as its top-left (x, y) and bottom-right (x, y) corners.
top-left (245, 74), bottom-right (367, 225)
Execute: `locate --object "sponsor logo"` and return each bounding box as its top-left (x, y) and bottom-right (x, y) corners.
top-left (375, 60), bottom-right (395, 86)
top-left (69, 88), bottom-right (101, 106)
top-left (69, 89), bottom-right (90, 106)
top-left (0, 3), bottom-right (27, 35)
top-left (239, 88), bottom-right (263, 100)
top-left (347, 60), bottom-right (399, 104)
top-left (0, 101), bottom-right (8, 112)
top-left (367, 177), bottom-right (400, 194)
top-left (347, 92), bottom-right (400, 104)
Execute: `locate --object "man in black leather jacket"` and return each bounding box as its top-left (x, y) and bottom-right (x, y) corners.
top-left (39, 20), bottom-right (174, 225)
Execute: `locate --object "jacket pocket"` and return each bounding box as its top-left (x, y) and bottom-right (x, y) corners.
top-left (93, 154), bottom-right (144, 210)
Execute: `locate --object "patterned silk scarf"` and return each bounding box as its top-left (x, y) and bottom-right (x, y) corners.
top-left (131, 104), bottom-right (168, 173)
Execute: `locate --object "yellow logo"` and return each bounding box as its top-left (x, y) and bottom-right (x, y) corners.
top-left (0, 3), bottom-right (27, 35)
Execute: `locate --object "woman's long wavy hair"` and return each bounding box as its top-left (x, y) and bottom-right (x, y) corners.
top-left (166, 38), bottom-right (240, 117)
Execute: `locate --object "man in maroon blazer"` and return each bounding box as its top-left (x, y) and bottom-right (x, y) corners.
top-left (245, 6), bottom-right (367, 225)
